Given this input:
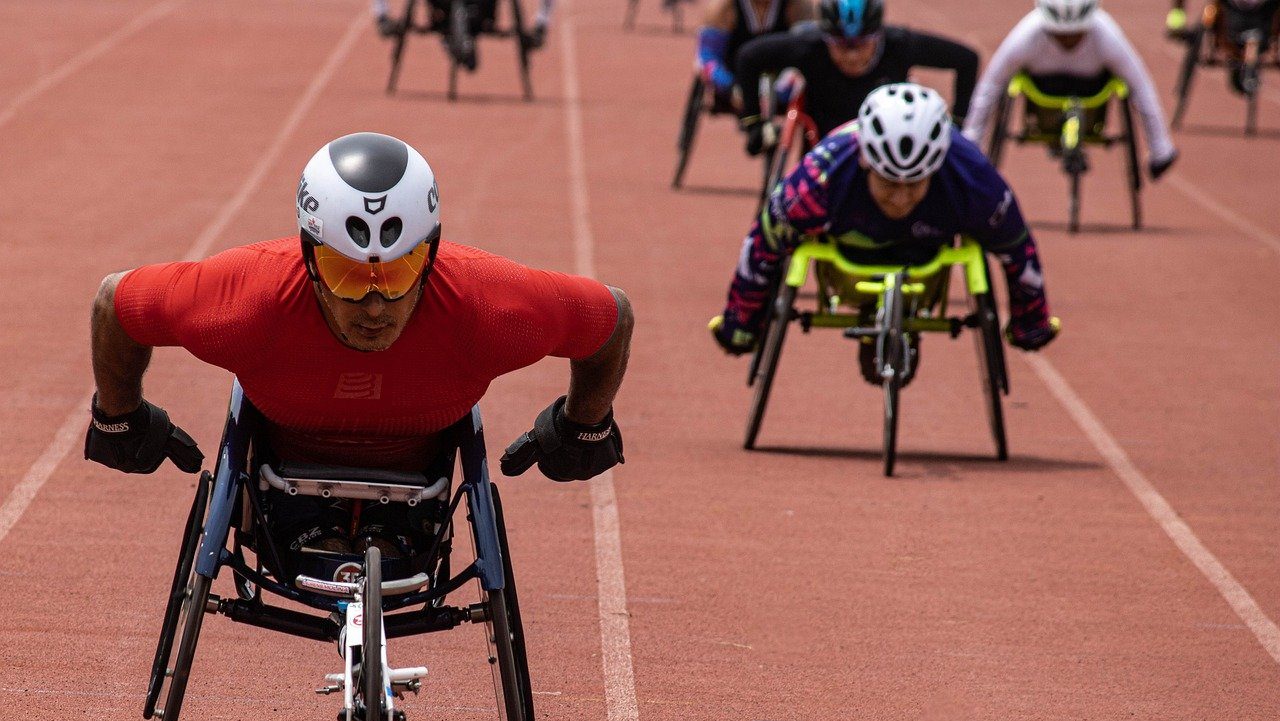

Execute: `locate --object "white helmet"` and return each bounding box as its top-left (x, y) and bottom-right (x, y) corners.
top-left (857, 83), bottom-right (952, 183)
top-left (296, 132), bottom-right (440, 263)
top-left (1035, 0), bottom-right (1099, 33)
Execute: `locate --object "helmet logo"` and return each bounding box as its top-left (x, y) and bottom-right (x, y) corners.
top-left (364, 195), bottom-right (387, 214)
top-left (427, 182), bottom-right (439, 213)
top-left (297, 178), bottom-right (320, 213)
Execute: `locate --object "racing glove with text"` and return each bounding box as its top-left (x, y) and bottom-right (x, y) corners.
top-left (84, 397), bottom-right (204, 474)
top-left (500, 396), bottom-right (624, 482)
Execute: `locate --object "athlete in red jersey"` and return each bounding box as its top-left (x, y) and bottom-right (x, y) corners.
top-left (86, 132), bottom-right (633, 554)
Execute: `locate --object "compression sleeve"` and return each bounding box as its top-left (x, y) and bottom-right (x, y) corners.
top-left (906, 31), bottom-right (981, 122)
top-left (962, 12), bottom-right (1038, 144)
top-left (723, 131), bottom-right (849, 328)
top-left (697, 27), bottom-right (735, 91)
top-left (1095, 11), bottom-right (1176, 161)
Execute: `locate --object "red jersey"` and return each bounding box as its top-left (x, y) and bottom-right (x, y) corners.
top-left (115, 237), bottom-right (619, 469)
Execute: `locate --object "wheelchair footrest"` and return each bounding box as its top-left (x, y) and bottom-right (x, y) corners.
top-left (296, 572), bottom-right (431, 598)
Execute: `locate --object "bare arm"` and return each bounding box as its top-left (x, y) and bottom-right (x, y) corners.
top-left (91, 272), bottom-right (152, 415)
top-left (564, 287), bottom-right (633, 424)
top-left (704, 0), bottom-right (739, 31)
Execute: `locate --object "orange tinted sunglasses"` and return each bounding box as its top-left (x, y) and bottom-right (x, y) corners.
top-left (312, 242), bottom-right (431, 302)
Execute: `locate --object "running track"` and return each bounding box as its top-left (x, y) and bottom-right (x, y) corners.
top-left (0, 0), bottom-right (1276, 718)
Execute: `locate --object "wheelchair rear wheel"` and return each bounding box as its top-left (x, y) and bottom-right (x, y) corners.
top-left (144, 472), bottom-right (212, 719)
top-left (1120, 99), bottom-right (1143, 230)
top-left (361, 546), bottom-right (386, 721)
top-left (744, 284), bottom-right (796, 449)
top-left (672, 76), bottom-right (705, 188)
top-left (483, 485), bottom-right (534, 720)
top-left (747, 273), bottom-right (783, 387)
top-left (1172, 27), bottom-right (1204, 129)
top-left (971, 288), bottom-right (1009, 461)
top-left (879, 278), bottom-right (905, 477)
top-left (1245, 60), bottom-right (1260, 136)
top-left (510, 0), bottom-right (533, 101)
top-left (153, 571), bottom-right (212, 721)
top-left (988, 93), bottom-right (1012, 168)
top-left (758, 127), bottom-right (809, 216)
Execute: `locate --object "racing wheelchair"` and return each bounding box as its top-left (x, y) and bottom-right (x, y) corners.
top-left (144, 381), bottom-right (534, 721)
top-left (988, 73), bottom-right (1141, 234)
top-left (756, 76), bottom-right (819, 213)
top-left (386, 0), bottom-right (535, 102)
top-left (624, 0), bottom-right (693, 32)
top-left (1171, 0), bottom-right (1280, 135)
top-left (744, 236), bottom-right (1010, 477)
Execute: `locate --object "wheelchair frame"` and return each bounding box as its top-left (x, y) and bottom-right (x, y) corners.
top-left (744, 237), bottom-right (1010, 476)
top-left (756, 78), bottom-right (819, 213)
top-left (988, 73), bottom-right (1141, 234)
top-left (144, 381), bottom-right (534, 721)
top-left (386, 0), bottom-right (534, 102)
top-left (1172, 5), bottom-right (1279, 136)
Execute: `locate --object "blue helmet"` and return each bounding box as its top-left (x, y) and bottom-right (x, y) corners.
top-left (819, 0), bottom-right (885, 39)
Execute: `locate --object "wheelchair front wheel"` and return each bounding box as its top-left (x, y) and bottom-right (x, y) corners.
top-left (744, 284), bottom-right (796, 449)
top-left (484, 485), bottom-right (534, 720)
top-left (879, 278), bottom-right (906, 477)
top-left (361, 546), bottom-right (386, 721)
top-left (144, 472), bottom-right (212, 719)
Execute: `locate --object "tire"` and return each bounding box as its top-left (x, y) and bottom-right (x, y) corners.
top-left (484, 485), bottom-right (534, 720)
top-left (988, 92), bottom-right (1011, 167)
top-left (1068, 165), bottom-right (1082, 234)
top-left (1120, 99), bottom-right (1143, 230)
top-left (510, 0), bottom-right (533, 101)
top-left (672, 76), bottom-right (704, 188)
top-left (879, 278), bottom-right (905, 477)
top-left (972, 290), bottom-right (1009, 461)
top-left (156, 572), bottom-right (212, 721)
top-left (1245, 60), bottom-right (1260, 136)
top-left (1172, 27), bottom-right (1202, 129)
top-left (362, 546), bottom-right (385, 721)
top-left (144, 473), bottom-right (212, 719)
top-left (747, 274), bottom-right (782, 387)
top-left (744, 284), bottom-right (796, 450)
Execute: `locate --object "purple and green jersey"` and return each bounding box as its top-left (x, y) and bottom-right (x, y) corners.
top-left (724, 122), bottom-right (1050, 332)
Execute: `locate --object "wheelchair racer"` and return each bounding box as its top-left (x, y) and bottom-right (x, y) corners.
top-left (710, 83), bottom-right (1058, 381)
top-left (696, 0), bottom-right (815, 112)
top-left (374, 0), bottom-right (556, 68)
top-left (85, 132), bottom-right (632, 557)
top-left (1166, 0), bottom-right (1279, 94)
top-left (735, 0), bottom-right (980, 157)
top-left (962, 0), bottom-right (1179, 180)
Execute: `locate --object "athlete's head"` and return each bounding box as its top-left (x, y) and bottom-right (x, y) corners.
top-left (856, 83), bottom-right (952, 219)
top-left (1035, 0), bottom-right (1099, 35)
top-left (819, 0), bottom-right (885, 76)
top-left (296, 132), bottom-right (442, 351)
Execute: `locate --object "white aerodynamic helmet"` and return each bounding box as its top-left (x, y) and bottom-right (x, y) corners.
top-left (296, 132), bottom-right (441, 300)
top-left (857, 83), bottom-right (952, 183)
top-left (1035, 0), bottom-right (1099, 33)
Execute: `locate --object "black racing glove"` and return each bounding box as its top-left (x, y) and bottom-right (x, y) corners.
top-left (84, 398), bottom-right (204, 474)
top-left (499, 396), bottom-right (624, 482)
top-left (741, 116), bottom-right (769, 157)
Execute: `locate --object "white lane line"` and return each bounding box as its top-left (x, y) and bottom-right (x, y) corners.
top-left (1023, 354), bottom-right (1280, 665)
top-left (1165, 173), bottom-right (1280, 255)
top-left (561, 9), bottom-right (641, 721)
top-left (0, 0), bottom-right (182, 131)
top-left (0, 10), bottom-right (367, 549)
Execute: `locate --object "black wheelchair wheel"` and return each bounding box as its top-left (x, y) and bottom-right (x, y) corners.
top-left (879, 278), bottom-right (906, 477)
top-left (1067, 165), bottom-right (1082, 234)
top-left (1120, 99), bottom-right (1143, 230)
top-left (362, 545), bottom-right (386, 721)
top-left (1172, 27), bottom-right (1203, 129)
top-left (744, 283), bottom-right (796, 450)
top-left (144, 472), bottom-right (212, 719)
top-left (156, 571), bottom-right (212, 721)
top-left (971, 290), bottom-right (1009, 461)
top-left (988, 92), bottom-right (1011, 167)
top-left (672, 76), bottom-right (705, 188)
top-left (757, 128), bottom-right (804, 215)
top-left (623, 0), bottom-right (639, 30)
top-left (1245, 61), bottom-right (1260, 136)
top-left (510, 0), bottom-right (533, 101)
top-left (483, 485), bottom-right (534, 720)
top-left (747, 273), bottom-right (783, 387)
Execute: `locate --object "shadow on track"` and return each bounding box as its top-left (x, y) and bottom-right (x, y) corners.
top-left (1176, 122), bottom-right (1280, 141)
top-left (1029, 219), bottom-right (1184, 235)
top-left (752, 444), bottom-right (1103, 475)
top-left (625, 24), bottom-right (691, 37)
top-left (392, 89), bottom-right (564, 107)
top-left (678, 183), bottom-right (760, 198)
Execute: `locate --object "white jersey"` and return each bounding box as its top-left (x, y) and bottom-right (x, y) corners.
top-left (962, 9), bottom-right (1175, 163)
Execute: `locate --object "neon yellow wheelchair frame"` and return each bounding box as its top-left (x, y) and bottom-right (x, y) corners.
top-left (782, 234), bottom-right (990, 333)
top-left (1007, 73), bottom-right (1129, 149)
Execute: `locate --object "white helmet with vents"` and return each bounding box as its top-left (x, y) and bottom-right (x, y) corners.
top-left (296, 132), bottom-right (441, 263)
top-left (857, 83), bottom-right (952, 183)
top-left (1035, 0), bottom-right (1099, 34)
